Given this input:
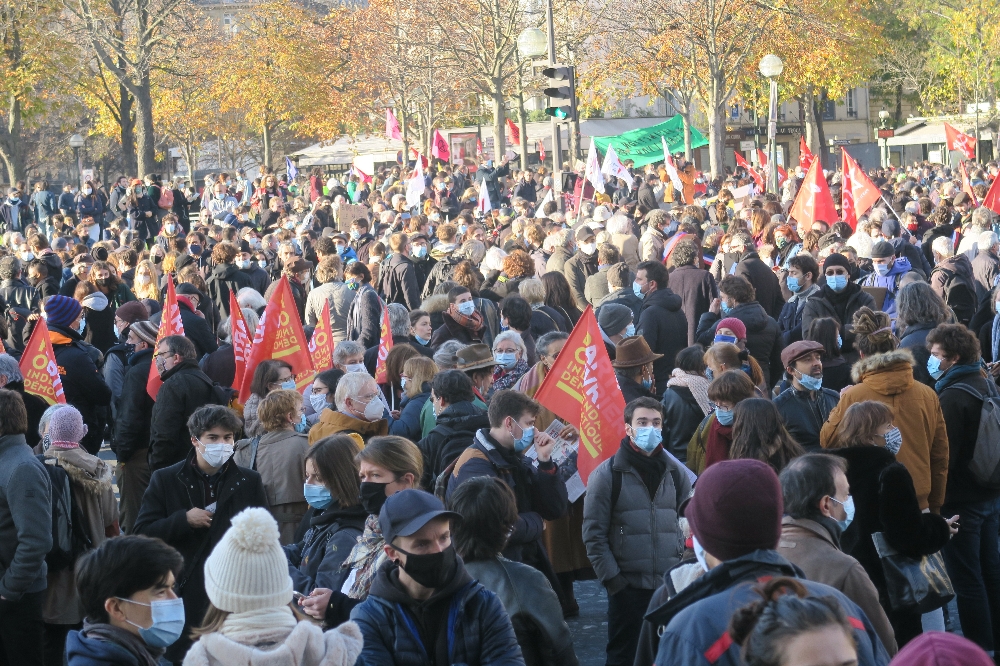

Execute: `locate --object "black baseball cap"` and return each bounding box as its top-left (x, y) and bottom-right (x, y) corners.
top-left (379, 489), bottom-right (460, 546)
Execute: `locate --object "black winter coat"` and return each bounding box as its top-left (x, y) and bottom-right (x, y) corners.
top-left (422, 255), bottom-right (463, 300)
top-left (175, 300), bottom-right (218, 358)
top-left (660, 385), bottom-right (704, 462)
top-left (378, 253), bottom-right (422, 310)
top-left (477, 163), bottom-right (511, 209)
top-left (239, 265), bottom-right (271, 296)
top-left (696, 301), bottom-right (783, 389)
top-left (132, 452), bottom-right (268, 662)
top-left (936, 371), bottom-right (1000, 505)
top-left (112, 348), bottom-right (155, 464)
top-left (206, 262), bottom-right (252, 318)
top-left (772, 386), bottom-right (839, 452)
top-left (347, 284), bottom-right (383, 349)
top-left (636, 288), bottom-right (688, 395)
top-left (148, 361), bottom-right (226, 471)
top-left (417, 401), bottom-right (490, 489)
top-left (49, 324), bottom-right (112, 455)
top-left (596, 287), bottom-right (644, 323)
top-left (734, 251), bottom-right (783, 319)
top-left (616, 371), bottom-right (656, 405)
top-left (0, 278), bottom-right (39, 313)
top-left (667, 264), bottom-right (717, 346)
top-left (529, 304), bottom-right (569, 340)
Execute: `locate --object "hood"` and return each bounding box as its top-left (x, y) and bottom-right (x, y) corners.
top-left (436, 401), bottom-right (490, 430)
top-left (211, 262), bottom-right (238, 280)
top-left (310, 502), bottom-right (368, 529)
top-left (886, 255), bottom-right (912, 276)
top-left (42, 253), bottom-right (62, 270)
top-left (81, 291), bottom-right (109, 312)
top-left (938, 253), bottom-right (974, 280)
top-left (728, 301), bottom-right (770, 334)
top-left (644, 287), bottom-right (682, 312)
top-left (421, 293), bottom-right (450, 314)
top-left (174, 254), bottom-right (195, 271)
top-left (45, 448), bottom-right (114, 494)
top-left (851, 348), bottom-right (915, 394)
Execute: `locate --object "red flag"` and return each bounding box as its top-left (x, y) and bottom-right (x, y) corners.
top-left (374, 305), bottom-right (394, 384)
top-left (506, 118), bottom-right (521, 145)
top-left (239, 276), bottom-right (313, 403)
top-left (960, 161), bottom-right (980, 207)
top-left (408, 148), bottom-right (429, 170)
top-left (533, 306), bottom-right (626, 485)
top-left (310, 300), bottom-right (335, 373)
top-left (476, 137), bottom-right (483, 157)
top-left (385, 108), bottom-right (402, 141)
top-left (734, 151), bottom-right (763, 191)
top-left (229, 290), bottom-right (251, 391)
top-left (538, 140), bottom-right (546, 162)
top-left (431, 129), bottom-right (451, 162)
top-left (841, 150), bottom-right (881, 230)
top-left (983, 176), bottom-right (1000, 215)
top-left (351, 163), bottom-right (373, 184)
top-left (788, 159), bottom-right (838, 228)
top-left (147, 279), bottom-right (185, 399)
top-left (799, 137), bottom-right (815, 170)
top-left (945, 123), bottom-right (976, 160)
top-left (20, 318), bottom-right (66, 405)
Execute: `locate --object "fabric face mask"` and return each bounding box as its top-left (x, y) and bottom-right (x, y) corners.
top-left (884, 426), bottom-right (903, 455)
top-left (630, 425), bottom-right (662, 453)
top-left (309, 392), bottom-right (328, 414)
top-left (117, 597), bottom-right (185, 648)
top-left (713, 334), bottom-right (737, 345)
top-left (303, 483), bottom-right (333, 509)
top-left (394, 544), bottom-right (457, 589)
top-left (359, 481), bottom-right (389, 515)
top-left (457, 301), bottom-right (476, 317)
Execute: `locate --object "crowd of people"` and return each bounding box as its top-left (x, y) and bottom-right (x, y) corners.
top-left (1, 151), bottom-right (1000, 666)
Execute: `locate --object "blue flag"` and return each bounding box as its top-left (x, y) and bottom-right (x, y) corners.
top-left (286, 157), bottom-right (298, 181)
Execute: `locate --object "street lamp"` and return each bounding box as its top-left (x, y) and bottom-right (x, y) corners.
top-left (519, 0), bottom-right (563, 186)
top-left (68, 133), bottom-right (85, 186)
top-left (759, 54), bottom-right (783, 193)
top-left (517, 28), bottom-right (546, 58)
top-left (878, 108), bottom-right (891, 168)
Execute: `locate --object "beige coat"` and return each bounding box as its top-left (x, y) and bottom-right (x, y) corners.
top-left (777, 516), bottom-right (897, 655)
top-left (42, 447), bottom-right (119, 625)
top-left (611, 232), bottom-right (641, 272)
top-left (234, 429), bottom-right (310, 544)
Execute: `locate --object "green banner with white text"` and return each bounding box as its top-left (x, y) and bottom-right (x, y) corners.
top-left (591, 115), bottom-right (708, 168)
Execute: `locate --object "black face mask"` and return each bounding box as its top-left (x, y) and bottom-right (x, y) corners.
top-left (359, 481), bottom-right (389, 515)
top-left (124, 342), bottom-right (136, 358)
top-left (394, 544), bottom-right (456, 590)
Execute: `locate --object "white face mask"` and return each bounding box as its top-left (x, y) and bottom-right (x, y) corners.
top-left (345, 363), bottom-right (367, 374)
top-left (309, 391), bottom-right (328, 414)
top-left (355, 396), bottom-right (383, 422)
top-left (198, 441), bottom-right (234, 468)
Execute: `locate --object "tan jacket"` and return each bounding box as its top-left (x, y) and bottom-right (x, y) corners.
top-left (820, 349), bottom-right (949, 512)
top-left (234, 430), bottom-right (310, 544)
top-left (611, 233), bottom-right (641, 272)
top-left (778, 516), bottom-right (896, 655)
top-left (308, 409), bottom-right (386, 446)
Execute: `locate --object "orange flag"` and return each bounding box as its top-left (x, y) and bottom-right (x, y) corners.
top-left (789, 159), bottom-right (838, 229)
top-left (534, 306), bottom-right (626, 486)
top-left (310, 300), bottom-right (335, 373)
top-left (734, 151), bottom-right (763, 191)
top-left (374, 305), bottom-right (394, 384)
top-left (960, 161), bottom-right (980, 207)
top-left (229, 290), bottom-right (252, 391)
top-left (239, 276), bottom-right (312, 403)
top-left (147, 279), bottom-right (185, 399)
top-left (799, 137), bottom-right (815, 170)
top-left (983, 176), bottom-right (1000, 215)
top-left (19, 318), bottom-right (66, 405)
top-left (945, 123), bottom-right (976, 160)
top-left (841, 150), bottom-right (881, 230)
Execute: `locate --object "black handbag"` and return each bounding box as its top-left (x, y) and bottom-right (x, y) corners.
top-left (872, 531), bottom-right (954, 613)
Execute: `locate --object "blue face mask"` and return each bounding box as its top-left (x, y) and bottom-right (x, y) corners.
top-left (692, 535), bottom-right (709, 572)
top-left (836, 334), bottom-right (843, 349)
top-left (796, 371), bottom-right (823, 391)
top-left (510, 420), bottom-right (535, 453)
top-left (624, 323), bottom-right (636, 338)
top-left (720, 300), bottom-right (733, 315)
top-left (117, 597), bottom-right (185, 648)
top-left (235, 259), bottom-right (250, 269)
top-left (714, 334), bottom-right (737, 345)
top-left (633, 281), bottom-right (644, 298)
top-left (927, 354), bottom-right (944, 379)
top-left (830, 495), bottom-right (855, 531)
top-left (77, 318), bottom-right (87, 335)
top-left (294, 413), bottom-right (309, 433)
top-left (415, 334), bottom-right (430, 346)
top-left (280, 378), bottom-right (296, 391)
top-left (411, 245), bottom-right (427, 258)
top-left (826, 275), bottom-right (848, 291)
top-left (641, 376), bottom-right (653, 391)
top-left (874, 262), bottom-right (891, 277)
top-left (630, 425), bottom-right (662, 453)
top-left (303, 483), bottom-right (333, 509)
top-left (786, 276), bottom-right (801, 293)
top-left (715, 407), bottom-right (734, 426)
top-left (457, 300), bottom-right (476, 316)
top-left (705, 367), bottom-right (714, 380)
top-left (495, 351), bottom-right (517, 369)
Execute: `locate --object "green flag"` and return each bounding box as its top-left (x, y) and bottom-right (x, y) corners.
top-left (591, 115), bottom-right (707, 168)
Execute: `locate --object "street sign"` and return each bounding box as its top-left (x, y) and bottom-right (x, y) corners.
top-left (739, 140), bottom-right (755, 151)
top-left (877, 129), bottom-right (895, 139)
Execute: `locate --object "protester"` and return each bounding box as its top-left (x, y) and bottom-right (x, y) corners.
top-left (773, 340), bottom-right (840, 452)
top-left (308, 371), bottom-right (388, 445)
top-left (633, 260), bottom-right (687, 394)
top-left (686, 368), bottom-right (757, 474)
top-left (802, 253), bottom-right (876, 358)
top-left (728, 398), bottom-right (805, 472)
top-left (612, 336), bottom-right (661, 403)
top-left (660, 345), bottom-right (712, 462)
top-left (241, 359), bottom-right (295, 439)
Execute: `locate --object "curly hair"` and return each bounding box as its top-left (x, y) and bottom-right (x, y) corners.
top-left (925, 323), bottom-right (980, 365)
top-left (852, 307), bottom-right (897, 356)
top-left (452, 260), bottom-right (483, 295)
top-left (719, 275), bottom-right (756, 305)
top-left (669, 239), bottom-right (700, 269)
top-left (501, 249), bottom-right (535, 279)
top-left (211, 241), bottom-right (238, 265)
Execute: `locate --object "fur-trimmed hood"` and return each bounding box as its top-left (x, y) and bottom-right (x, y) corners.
top-left (44, 447), bottom-right (113, 495)
top-left (421, 293), bottom-right (450, 314)
top-left (850, 348), bottom-right (915, 395)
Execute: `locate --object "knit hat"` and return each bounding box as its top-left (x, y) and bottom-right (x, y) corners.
top-left (204, 508), bottom-right (293, 613)
top-left (44, 295), bottom-right (82, 329)
top-left (130, 320), bottom-right (158, 347)
top-left (598, 304), bottom-right (633, 337)
top-left (47, 405), bottom-right (87, 450)
top-left (683, 459), bottom-right (783, 561)
top-left (890, 632), bottom-right (993, 666)
top-left (871, 240), bottom-right (895, 260)
top-left (115, 301), bottom-right (149, 325)
top-left (715, 317), bottom-right (747, 340)
top-left (822, 253), bottom-right (851, 274)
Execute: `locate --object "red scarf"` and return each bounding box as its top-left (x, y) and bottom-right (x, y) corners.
top-left (704, 417), bottom-right (733, 470)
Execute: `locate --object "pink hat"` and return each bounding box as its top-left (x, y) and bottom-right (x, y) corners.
top-left (716, 317), bottom-right (747, 340)
top-left (48, 405), bottom-right (88, 450)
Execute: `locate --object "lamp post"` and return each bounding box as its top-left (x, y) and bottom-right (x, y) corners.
top-left (518, 4), bottom-right (562, 177)
top-left (878, 108), bottom-right (890, 168)
top-left (759, 54), bottom-right (783, 193)
top-left (517, 27), bottom-right (546, 170)
top-left (69, 133), bottom-right (85, 187)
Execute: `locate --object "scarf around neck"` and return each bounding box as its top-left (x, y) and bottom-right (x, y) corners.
top-left (219, 606), bottom-right (297, 645)
top-left (934, 361), bottom-right (985, 393)
top-left (666, 368), bottom-right (712, 415)
top-left (449, 306), bottom-right (484, 332)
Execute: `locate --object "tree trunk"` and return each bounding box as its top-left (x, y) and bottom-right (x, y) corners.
top-left (812, 90), bottom-right (828, 168)
top-left (706, 72), bottom-right (727, 180)
top-left (492, 84), bottom-right (505, 161)
top-left (682, 107), bottom-right (693, 160)
top-left (134, 72), bottom-right (155, 177)
top-left (262, 123), bottom-right (272, 169)
top-left (516, 81), bottom-right (528, 170)
top-left (0, 94), bottom-right (25, 186)
top-left (119, 80), bottom-right (137, 176)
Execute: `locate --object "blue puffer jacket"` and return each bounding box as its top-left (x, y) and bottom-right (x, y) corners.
top-left (351, 558), bottom-right (525, 666)
top-left (388, 388), bottom-right (431, 440)
top-left (284, 504), bottom-right (367, 593)
top-left (650, 550), bottom-right (891, 666)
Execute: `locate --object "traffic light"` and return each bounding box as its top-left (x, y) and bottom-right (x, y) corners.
top-left (542, 65), bottom-right (576, 122)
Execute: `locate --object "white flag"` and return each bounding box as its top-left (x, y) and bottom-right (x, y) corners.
top-left (405, 154), bottom-right (425, 208)
top-left (585, 138), bottom-right (605, 193)
top-left (478, 178), bottom-right (492, 214)
top-left (534, 189), bottom-right (554, 218)
top-left (662, 136), bottom-right (683, 191)
top-left (600, 144), bottom-right (634, 188)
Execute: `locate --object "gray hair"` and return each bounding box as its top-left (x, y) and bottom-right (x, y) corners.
top-left (218, 307), bottom-right (259, 343)
top-left (972, 206), bottom-right (993, 229)
top-left (457, 240), bottom-right (487, 265)
top-left (0, 354), bottom-right (22, 383)
top-left (868, 208), bottom-right (888, 226)
top-left (979, 231), bottom-right (999, 252)
top-left (536, 331), bottom-right (569, 357)
top-left (492, 330), bottom-right (526, 357)
top-left (606, 214), bottom-right (632, 236)
top-left (518, 277), bottom-right (545, 305)
top-left (333, 340), bottom-right (365, 367)
top-left (236, 287), bottom-right (266, 311)
top-left (931, 235), bottom-right (954, 257)
top-left (896, 281), bottom-right (949, 329)
top-left (433, 340), bottom-right (466, 370)
top-left (334, 371), bottom-right (377, 411)
top-left (388, 303), bottom-right (409, 337)
top-left (779, 454), bottom-right (847, 521)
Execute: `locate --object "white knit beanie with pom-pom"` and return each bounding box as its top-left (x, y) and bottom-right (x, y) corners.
top-left (203, 508), bottom-right (293, 613)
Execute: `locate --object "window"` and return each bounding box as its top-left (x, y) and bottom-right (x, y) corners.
top-left (222, 12), bottom-right (232, 25)
top-left (822, 100), bottom-right (836, 121)
top-left (847, 89), bottom-right (857, 118)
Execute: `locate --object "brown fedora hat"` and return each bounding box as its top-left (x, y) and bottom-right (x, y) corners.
top-left (456, 343), bottom-right (496, 372)
top-left (611, 337), bottom-right (663, 368)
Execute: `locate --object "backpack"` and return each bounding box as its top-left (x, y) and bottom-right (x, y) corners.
top-left (432, 428), bottom-right (487, 500)
top-left (157, 187), bottom-right (174, 210)
top-left (949, 381), bottom-right (1000, 488)
top-left (931, 265), bottom-right (977, 325)
top-left (37, 456), bottom-right (93, 571)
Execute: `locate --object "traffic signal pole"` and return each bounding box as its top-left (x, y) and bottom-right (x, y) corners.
top-left (545, 0), bottom-right (563, 184)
